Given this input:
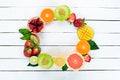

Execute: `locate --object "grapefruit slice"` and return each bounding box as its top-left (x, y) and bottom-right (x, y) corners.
top-left (66, 52), bottom-right (84, 71)
top-left (54, 56), bottom-right (66, 67)
top-left (40, 8), bottom-right (54, 23)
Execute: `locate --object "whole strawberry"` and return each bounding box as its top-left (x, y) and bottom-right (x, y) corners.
top-left (24, 40), bottom-right (34, 48)
top-left (73, 18), bottom-right (86, 27)
top-left (32, 46), bottom-right (41, 56)
top-left (24, 47), bottom-right (32, 57)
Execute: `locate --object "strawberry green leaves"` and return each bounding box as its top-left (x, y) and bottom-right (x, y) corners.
top-left (62, 64), bottom-right (68, 71)
top-left (88, 40), bottom-right (99, 50)
top-left (19, 29), bottom-right (31, 40)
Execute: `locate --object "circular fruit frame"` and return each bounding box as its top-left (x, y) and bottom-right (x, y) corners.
top-left (19, 5), bottom-right (99, 71)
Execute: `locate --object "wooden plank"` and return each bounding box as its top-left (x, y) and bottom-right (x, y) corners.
top-left (0, 8), bottom-right (120, 20)
top-left (0, 59), bottom-right (119, 70)
top-left (0, 21), bottom-right (120, 33)
top-left (0, 33), bottom-right (120, 45)
top-left (0, 0), bottom-right (120, 7)
top-left (0, 71), bottom-right (120, 80)
top-left (0, 46), bottom-right (119, 58)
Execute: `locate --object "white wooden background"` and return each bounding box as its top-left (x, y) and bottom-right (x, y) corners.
top-left (0, 0), bottom-right (120, 80)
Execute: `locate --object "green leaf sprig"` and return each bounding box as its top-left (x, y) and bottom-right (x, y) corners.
top-left (19, 29), bottom-right (31, 40)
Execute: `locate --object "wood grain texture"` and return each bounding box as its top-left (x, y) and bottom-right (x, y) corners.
top-left (0, 0), bottom-right (120, 80)
top-left (0, 21), bottom-right (120, 33)
top-left (0, 8), bottom-right (120, 20)
top-left (0, 46), bottom-right (120, 58)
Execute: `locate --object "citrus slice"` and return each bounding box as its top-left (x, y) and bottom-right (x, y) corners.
top-left (76, 40), bottom-right (90, 55)
top-left (54, 5), bottom-right (71, 21)
top-left (38, 53), bottom-right (54, 69)
top-left (29, 56), bottom-right (38, 65)
top-left (77, 25), bottom-right (94, 41)
top-left (54, 56), bottom-right (66, 67)
top-left (40, 8), bottom-right (54, 23)
top-left (66, 52), bottom-right (84, 71)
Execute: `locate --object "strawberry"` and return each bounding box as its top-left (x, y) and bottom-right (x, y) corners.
top-left (32, 46), bottom-right (41, 56)
top-left (24, 40), bottom-right (34, 48)
top-left (24, 47), bottom-right (32, 57)
top-left (84, 55), bottom-right (91, 62)
top-left (73, 18), bottom-right (87, 27)
top-left (67, 13), bottom-right (76, 23)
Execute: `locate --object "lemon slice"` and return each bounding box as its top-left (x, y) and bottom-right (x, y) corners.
top-left (77, 25), bottom-right (94, 41)
top-left (54, 56), bottom-right (66, 67)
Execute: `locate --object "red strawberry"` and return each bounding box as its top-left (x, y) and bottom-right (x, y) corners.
top-left (24, 40), bottom-right (34, 48)
top-left (73, 18), bottom-right (83, 27)
top-left (24, 47), bottom-right (32, 57)
top-left (32, 46), bottom-right (41, 56)
top-left (84, 55), bottom-right (91, 62)
top-left (28, 17), bottom-right (44, 34)
top-left (67, 13), bottom-right (76, 23)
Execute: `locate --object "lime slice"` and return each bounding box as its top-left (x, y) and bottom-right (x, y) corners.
top-left (29, 56), bottom-right (38, 65)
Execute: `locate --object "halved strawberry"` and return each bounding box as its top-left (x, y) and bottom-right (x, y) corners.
top-left (24, 47), bottom-right (32, 57)
top-left (67, 13), bottom-right (76, 23)
top-left (24, 40), bottom-right (34, 48)
top-left (84, 55), bottom-right (91, 62)
top-left (32, 46), bottom-right (41, 56)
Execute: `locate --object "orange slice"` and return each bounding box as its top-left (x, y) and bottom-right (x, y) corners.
top-left (66, 52), bottom-right (84, 71)
top-left (40, 8), bottom-right (54, 23)
top-left (76, 40), bottom-right (90, 55)
top-left (54, 56), bottom-right (66, 67)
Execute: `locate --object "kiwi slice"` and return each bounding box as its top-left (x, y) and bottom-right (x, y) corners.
top-left (38, 53), bottom-right (54, 69)
top-left (54, 5), bottom-right (71, 21)
top-left (30, 34), bottom-right (40, 45)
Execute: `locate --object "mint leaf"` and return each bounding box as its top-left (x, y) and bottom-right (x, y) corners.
top-left (19, 29), bottom-right (31, 35)
top-left (62, 64), bottom-right (68, 71)
top-left (88, 40), bottom-right (99, 50)
top-left (20, 33), bottom-right (31, 40)
top-left (19, 29), bottom-right (31, 40)
top-left (27, 63), bottom-right (38, 67)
